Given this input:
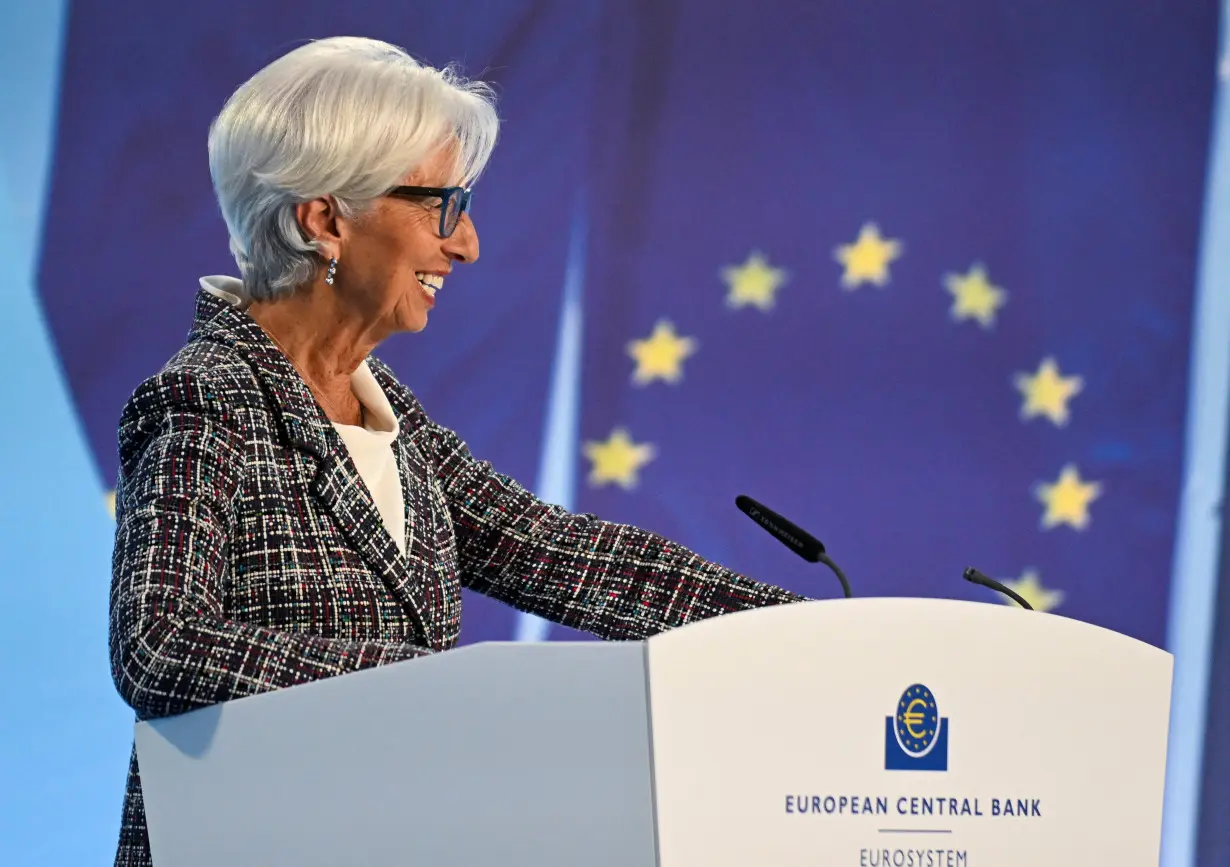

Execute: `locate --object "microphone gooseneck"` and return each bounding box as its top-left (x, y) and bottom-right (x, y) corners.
top-left (962, 567), bottom-right (1034, 611)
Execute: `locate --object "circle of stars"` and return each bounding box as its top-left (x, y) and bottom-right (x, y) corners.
top-left (581, 217), bottom-right (1111, 618)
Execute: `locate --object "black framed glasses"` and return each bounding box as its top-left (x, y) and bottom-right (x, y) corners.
top-left (385, 185), bottom-right (472, 238)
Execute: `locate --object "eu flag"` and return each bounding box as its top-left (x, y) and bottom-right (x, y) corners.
top-left (574, 0), bottom-right (1217, 648)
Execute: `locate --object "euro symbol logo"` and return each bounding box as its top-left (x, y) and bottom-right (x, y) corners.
top-left (892, 684), bottom-right (940, 756)
top-left (886, 683), bottom-right (948, 771)
top-left (902, 698), bottom-right (929, 740)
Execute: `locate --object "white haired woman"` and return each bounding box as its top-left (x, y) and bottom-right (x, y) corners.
top-left (109, 36), bottom-right (805, 866)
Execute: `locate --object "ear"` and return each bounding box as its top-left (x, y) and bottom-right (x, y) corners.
top-left (295, 196), bottom-right (345, 259)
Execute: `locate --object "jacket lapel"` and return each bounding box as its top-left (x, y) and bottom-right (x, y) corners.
top-left (309, 451), bottom-right (430, 642)
top-left (188, 289), bottom-right (431, 642)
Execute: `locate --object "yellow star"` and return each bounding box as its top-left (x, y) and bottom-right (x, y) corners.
top-left (1015, 357), bottom-right (1083, 427)
top-left (583, 428), bottom-right (656, 490)
top-left (105, 490), bottom-right (116, 519)
top-left (626, 320), bottom-right (698, 385)
top-left (721, 251), bottom-right (788, 311)
top-left (834, 222), bottom-right (902, 289)
top-left (1000, 569), bottom-right (1065, 612)
top-left (944, 264), bottom-right (1007, 328)
top-left (1035, 464), bottom-right (1102, 530)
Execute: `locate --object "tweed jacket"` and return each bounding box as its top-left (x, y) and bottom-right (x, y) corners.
top-left (109, 288), bottom-right (805, 866)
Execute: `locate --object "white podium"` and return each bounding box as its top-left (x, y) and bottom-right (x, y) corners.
top-left (136, 599), bottom-right (1172, 866)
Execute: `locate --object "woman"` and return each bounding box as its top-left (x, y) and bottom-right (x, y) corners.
top-left (109, 36), bottom-right (805, 866)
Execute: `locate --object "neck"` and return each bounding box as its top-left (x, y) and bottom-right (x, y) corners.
top-left (248, 282), bottom-right (379, 424)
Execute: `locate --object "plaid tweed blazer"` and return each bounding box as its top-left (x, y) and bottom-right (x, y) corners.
top-left (109, 288), bottom-right (805, 866)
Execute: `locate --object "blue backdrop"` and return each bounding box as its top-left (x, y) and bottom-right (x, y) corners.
top-left (3, 1), bottom-right (1230, 865)
top-left (577, 0), bottom-right (1211, 650)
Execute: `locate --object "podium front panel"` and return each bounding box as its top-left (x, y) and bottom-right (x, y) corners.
top-left (645, 598), bottom-right (1172, 867)
top-left (137, 641), bottom-right (658, 867)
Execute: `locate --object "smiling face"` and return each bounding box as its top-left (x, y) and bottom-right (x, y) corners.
top-left (302, 145), bottom-right (480, 341)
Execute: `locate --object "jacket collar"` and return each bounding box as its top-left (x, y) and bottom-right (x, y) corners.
top-left (190, 278), bottom-right (334, 460)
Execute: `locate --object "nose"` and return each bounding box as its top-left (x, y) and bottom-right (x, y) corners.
top-left (443, 212), bottom-right (479, 264)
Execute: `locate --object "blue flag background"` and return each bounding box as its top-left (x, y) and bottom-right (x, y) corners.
top-left (4, 1), bottom-right (1230, 864)
top-left (577, 0), bottom-right (1215, 649)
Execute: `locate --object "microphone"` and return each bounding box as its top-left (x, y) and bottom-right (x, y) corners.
top-left (735, 495), bottom-right (852, 598)
top-left (962, 567), bottom-right (1034, 611)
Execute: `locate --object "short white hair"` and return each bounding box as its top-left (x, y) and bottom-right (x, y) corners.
top-left (207, 36), bottom-right (499, 301)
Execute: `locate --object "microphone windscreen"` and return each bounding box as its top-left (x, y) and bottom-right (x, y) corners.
top-left (735, 495), bottom-right (826, 562)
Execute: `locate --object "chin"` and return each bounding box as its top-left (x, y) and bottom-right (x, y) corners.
top-left (391, 298), bottom-right (429, 334)
top-left (395, 311), bottom-right (429, 334)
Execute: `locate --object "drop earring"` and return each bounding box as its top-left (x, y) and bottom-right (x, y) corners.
top-left (325, 257), bottom-right (338, 285)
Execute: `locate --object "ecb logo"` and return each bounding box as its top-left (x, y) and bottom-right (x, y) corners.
top-left (885, 683), bottom-right (949, 771)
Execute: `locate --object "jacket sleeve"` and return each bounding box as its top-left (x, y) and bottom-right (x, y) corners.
top-left (109, 368), bottom-right (432, 721)
top-left (413, 417), bottom-right (808, 641)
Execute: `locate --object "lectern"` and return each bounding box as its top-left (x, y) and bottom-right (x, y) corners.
top-left (136, 598), bottom-right (1172, 866)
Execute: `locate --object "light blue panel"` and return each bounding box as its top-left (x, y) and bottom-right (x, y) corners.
top-left (0, 2), bottom-right (136, 865)
top-left (518, 198), bottom-right (588, 643)
top-left (0, 2), bottom-right (64, 276)
top-left (1161, 5), bottom-right (1230, 867)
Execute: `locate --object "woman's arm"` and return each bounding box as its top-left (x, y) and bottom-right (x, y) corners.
top-left (110, 368), bottom-right (432, 720)
top-left (412, 416), bottom-right (807, 642)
